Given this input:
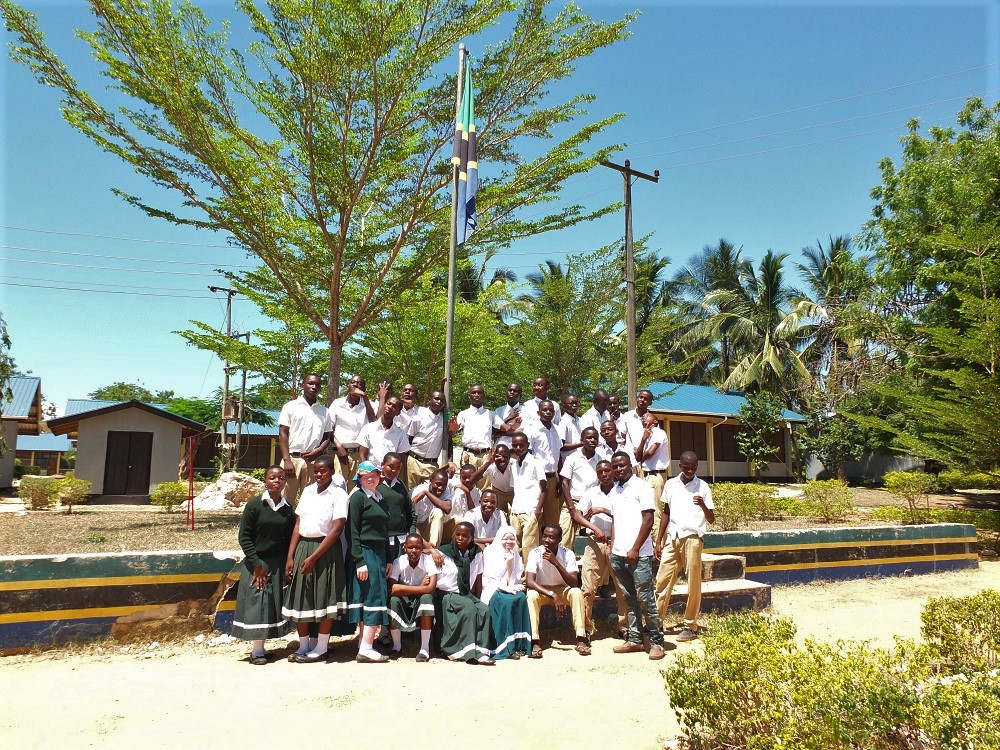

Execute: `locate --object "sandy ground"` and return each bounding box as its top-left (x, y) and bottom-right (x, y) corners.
top-left (3, 562), bottom-right (999, 750)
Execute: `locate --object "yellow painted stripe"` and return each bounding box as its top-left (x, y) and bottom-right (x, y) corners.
top-left (467, 160), bottom-right (478, 169)
top-left (0, 572), bottom-right (227, 592)
top-left (710, 536), bottom-right (975, 554)
top-left (0, 604), bottom-right (157, 625)
top-left (745, 552), bottom-right (978, 574)
top-left (217, 600), bottom-right (235, 612)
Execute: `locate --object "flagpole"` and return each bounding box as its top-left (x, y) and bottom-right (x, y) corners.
top-left (443, 43), bottom-right (466, 464)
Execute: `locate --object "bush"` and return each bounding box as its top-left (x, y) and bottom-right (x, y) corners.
top-left (55, 472), bottom-right (92, 514)
top-left (801, 479), bottom-right (854, 522)
top-left (884, 471), bottom-right (937, 524)
top-left (936, 468), bottom-right (1000, 491)
top-left (13, 460), bottom-right (42, 479)
top-left (18, 476), bottom-right (59, 510)
top-left (917, 672), bottom-right (1000, 750)
top-left (150, 481), bottom-right (188, 513)
top-left (921, 590), bottom-right (1000, 674)
top-left (247, 468), bottom-right (267, 482)
top-left (711, 483), bottom-right (779, 530)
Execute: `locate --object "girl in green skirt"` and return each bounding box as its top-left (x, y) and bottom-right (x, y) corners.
top-left (232, 465), bottom-right (295, 664)
top-left (435, 522), bottom-right (495, 665)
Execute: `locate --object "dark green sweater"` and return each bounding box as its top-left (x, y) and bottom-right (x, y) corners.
top-left (348, 488), bottom-right (390, 567)
top-left (238, 495), bottom-right (294, 570)
top-left (379, 479), bottom-right (417, 537)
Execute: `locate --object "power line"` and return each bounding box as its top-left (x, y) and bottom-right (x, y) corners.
top-left (11, 274), bottom-right (216, 294)
top-left (4, 257), bottom-right (227, 277)
top-left (0, 281), bottom-right (215, 299)
top-left (1, 243), bottom-right (254, 268)
top-left (0, 224), bottom-right (234, 248)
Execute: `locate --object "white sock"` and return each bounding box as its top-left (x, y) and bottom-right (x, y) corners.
top-left (420, 629), bottom-right (431, 653)
top-left (251, 639), bottom-right (266, 658)
top-left (309, 633), bottom-right (331, 656)
top-left (359, 625), bottom-right (375, 654)
top-left (295, 636), bottom-right (312, 655)
top-left (391, 629), bottom-right (402, 650)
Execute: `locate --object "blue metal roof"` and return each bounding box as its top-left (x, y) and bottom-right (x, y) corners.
top-left (65, 398), bottom-right (122, 416)
top-left (232, 409), bottom-right (280, 437)
top-left (17, 432), bottom-right (73, 452)
top-left (62, 399), bottom-right (276, 435)
top-left (643, 382), bottom-right (805, 422)
top-left (2, 376), bottom-right (40, 419)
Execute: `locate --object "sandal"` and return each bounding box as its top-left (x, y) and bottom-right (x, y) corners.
top-left (529, 644), bottom-right (543, 659)
top-left (575, 641), bottom-right (592, 656)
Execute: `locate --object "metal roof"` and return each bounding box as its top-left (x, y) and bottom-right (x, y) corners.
top-left (49, 399), bottom-right (208, 437)
top-left (16, 432), bottom-right (73, 452)
top-left (64, 398), bottom-right (169, 415)
top-left (643, 381), bottom-right (806, 422)
top-left (2, 376), bottom-right (40, 420)
top-left (232, 410), bottom-right (280, 437)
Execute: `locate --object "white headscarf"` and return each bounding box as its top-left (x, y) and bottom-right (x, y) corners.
top-left (480, 526), bottom-right (523, 605)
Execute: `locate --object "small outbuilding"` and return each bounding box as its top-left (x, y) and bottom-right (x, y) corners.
top-left (15, 432), bottom-right (74, 475)
top-left (47, 400), bottom-right (206, 497)
top-left (643, 381), bottom-right (806, 480)
top-left (1, 376), bottom-right (43, 488)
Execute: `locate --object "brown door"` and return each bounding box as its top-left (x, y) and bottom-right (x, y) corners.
top-left (104, 431), bottom-right (154, 495)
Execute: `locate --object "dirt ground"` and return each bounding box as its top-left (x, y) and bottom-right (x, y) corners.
top-left (3, 561), bottom-right (999, 750)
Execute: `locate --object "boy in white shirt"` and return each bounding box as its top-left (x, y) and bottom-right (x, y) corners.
top-left (387, 533), bottom-right (438, 662)
top-left (525, 525), bottom-right (589, 658)
top-left (654, 451), bottom-right (715, 642)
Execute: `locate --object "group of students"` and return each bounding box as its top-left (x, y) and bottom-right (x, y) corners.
top-left (231, 375), bottom-right (716, 665)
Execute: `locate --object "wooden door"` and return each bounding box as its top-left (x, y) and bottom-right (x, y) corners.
top-left (104, 431), bottom-right (154, 495)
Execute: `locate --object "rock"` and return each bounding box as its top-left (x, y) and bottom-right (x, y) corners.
top-left (184, 472), bottom-right (265, 510)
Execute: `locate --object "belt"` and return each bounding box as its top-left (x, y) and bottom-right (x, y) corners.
top-left (463, 446), bottom-right (491, 456)
top-left (644, 469), bottom-right (667, 475)
top-left (411, 453), bottom-right (438, 465)
top-left (344, 445), bottom-right (360, 453)
top-left (289, 452), bottom-right (304, 458)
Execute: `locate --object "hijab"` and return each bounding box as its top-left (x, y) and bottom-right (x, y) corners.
top-left (480, 526), bottom-right (522, 605)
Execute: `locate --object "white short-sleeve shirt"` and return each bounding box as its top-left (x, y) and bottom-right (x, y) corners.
top-left (559, 414), bottom-right (582, 447)
top-left (407, 406), bottom-right (445, 459)
top-left (525, 544), bottom-right (578, 587)
top-left (390, 553), bottom-right (439, 586)
top-left (637, 425), bottom-right (670, 472)
top-left (609, 475), bottom-right (655, 558)
top-left (484, 462), bottom-right (514, 493)
top-left (295, 482), bottom-right (349, 538)
top-left (463, 507), bottom-right (508, 540)
top-left (436, 553), bottom-right (484, 593)
top-left (661, 475), bottom-right (714, 540)
top-left (528, 422), bottom-right (562, 474)
top-left (576, 485), bottom-right (614, 537)
top-left (278, 396), bottom-right (333, 453)
top-left (412, 481), bottom-right (454, 524)
top-left (357, 420), bottom-right (410, 465)
top-left (510, 454), bottom-right (546, 515)
top-left (456, 406), bottom-right (493, 451)
top-left (329, 396), bottom-right (370, 447)
top-left (559, 448), bottom-right (599, 500)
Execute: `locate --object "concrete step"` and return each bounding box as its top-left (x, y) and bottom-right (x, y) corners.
top-left (701, 552), bottom-right (746, 582)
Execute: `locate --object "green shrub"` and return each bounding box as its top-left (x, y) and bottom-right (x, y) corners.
top-left (150, 481), bottom-right (188, 513)
top-left (13, 460), bottom-right (42, 478)
top-left (869, 505), bottom-right (909, 523)
top-left (917, 672), bottom-right (1000, 750)
top-left (55, 472), bottom-right (92, 514)
top-left (801, 479), bottom-right (854, 522)
top-left (247, 468), bottom-right (267, 482)
top-left (18, 476), bottom-right (59, 510)
top-left (936, 468), bottom-right (1000, 491)
top-left (711, 483), bottom-right (779, 530)
top-left (921, 590), bottom-right (1000, 674)
top-left (884, 471), bottom-right (937, 524)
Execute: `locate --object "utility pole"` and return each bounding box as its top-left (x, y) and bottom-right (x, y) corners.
top-left (233, 331), bottom-right (250, 471)
top-left (208, 286), bottom-right (238, 472)
top-left (600, 159), bottom-right (659, 409)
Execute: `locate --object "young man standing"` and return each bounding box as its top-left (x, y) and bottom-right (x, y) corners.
top-left (357, 396), bottom-right (410, 466)
top-left (277, 374), bottom-right (333, 504)
top-left (576, 459), bottom-right (627, 638)
top-left (508, 432), bottom-right (545, 564)
top-left (406, 390), bottom-right (447, 489)
top-left (608, 451), bottom-right (666, 660)
top-left (329, 375), bottom-right (376, 487)
top-left (558, 425), bottom-right (600, 548)
top-left (525, 525), bottom-right (589, 658)
top-left (527, 400), bottom-right (563, 526)
top-left (634, 412), bottom-right (670, 539)
top-left (449, 384), bottom-right (493, 471)
top-left (519, 376), bottom-right (562, 429)
top-left (579, 389), bottom-right (610, 433)
top-left (492, 382), bottom-right (523, 448)
top-left (655, 450), bottom-right (715, 642)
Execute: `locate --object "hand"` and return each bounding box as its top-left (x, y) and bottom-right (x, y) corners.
top-left (593, 529), bottom-right (608, 544)
top-left (350, 384), bottom-right (368, 399)
top-left (356, 566), bottom-right (369, 582)
top-left (449, 415), bottom-right (461, 432)
top-left (284, 560), bottom-right (294, 579)
top-left (302, 447), bottom-right (321, 460)
top-left (693, 494), bottom-right (705, 507)
top-left (654, 543), bottom-right (662, 560)
top-left (385, 562), bottom-right (393, 578)
top-left (252, 564), bottom-right (269, 591)
top-left (336, 445), bottom-right (348, 461)
top-left (300, 557), bottom-right (315, 576)
top-left (430, 549), bottom-right (444, 566)
top-left (377, 381), bottom-right (390, 400)
top-left (282, 458), bottom-right (294, 478)
top-left (554, 594), bottom-right (567, 617)
top-left (421, 575), bottom-right (431, 586)
top-left (485, 447), bottom-right (497, 465)
top-left (626, 549), bottom-right (639, 566)
top-left (542, 549), bottom-right (555, 564)
top-left (533, 507), bottom-right (543, 519)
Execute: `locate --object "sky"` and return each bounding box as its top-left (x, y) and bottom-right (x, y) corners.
top-left (2, 0), bottom-right (998, 415)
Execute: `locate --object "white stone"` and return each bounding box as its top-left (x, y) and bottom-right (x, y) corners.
top-left (183, 472), bottom-right (265, 510)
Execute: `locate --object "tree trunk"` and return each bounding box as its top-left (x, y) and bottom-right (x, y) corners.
top-left (327, 337), bottom-right (343, 403)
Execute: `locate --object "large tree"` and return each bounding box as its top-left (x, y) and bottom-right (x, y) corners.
top-left (0, 312), bottom-right (14, 456)
top-left (3, 0), bottom-right (634, 400)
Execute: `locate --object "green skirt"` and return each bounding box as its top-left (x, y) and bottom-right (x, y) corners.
top-left (435, 590), bottom-right (492, 661)
top-left (389, 593), bottom-right (435, 632)
top-left (282, 537), bottom-right (349, 622)
top-left (488, 590), bottom-right (532, 659)
top-left (231, 555), bottom-right (291, 640)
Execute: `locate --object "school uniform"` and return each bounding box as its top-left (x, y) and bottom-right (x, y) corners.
top-left (379, 478), bottom-right (417, 562)
top-left (231, 493), bottom-right (294, 640)
top-left (463, 506), bottom-right (509, 543)
top-left (329, 396), bottom-right (371, 486)
top-left (634, 423), bottom-right (670, 537)
top-left (480, 531), bottom-right (531, 660)
top-left (412, 481), bottom-right (465, 547)
top-left (576, 485), bottom-right (627, 634)
top-left (524, 544), bottom-right (587, 641)
top-left (519, 397), bottom-right (562, 430)
top-left (492, 402), bottom-right (522, 448)
top-left (557, 448), bottom-right (599, 548)
top-left (455, 405), bottom-right (494, 468)
top-left (527, 420), bottom-right (563, 526)
top-left (579, 407), bottom-right (610, 434)
top-left (282, 482), bottom-right (350, 622)
top-left (434, 544), bottom-right (492, 661)
top-left (407, 407), bottom-right (446, 489)
top-left (655, 475), bottom-right (714, 629)
top-left (347, 487), bottom-right (391, 626)
top-left (357, 419), bottom-right (410, 466)
top-left (482, 462), bottom-right (515, 514)
top-left (277, 396), bottom-right (333, 503)
top-left (509, 453), bottom-right (545, 564)
top-left (388, 553), bottom-right (439, 632)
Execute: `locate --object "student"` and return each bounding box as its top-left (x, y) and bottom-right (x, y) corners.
top-left (508, 432), bottom-right (546, 565)
top-left (387, 533), bottom-right (438, 662)
top-left (449, 384), bottom-right (494, 470)
top-left (480, 527), bottom-right (531, 660)
top-left (450, 463), bottom-right (481, 509)
top-left (527, 399), bottom-right (563, 526)
top-left (412, 468), bottom-right (461, 547)
top-left (576, 460), bottom-right (627, 638)
top-left (558, 426), bottom-right (600, 548)
top-left (463, 488), bottom-right (508, 548)
top-left (277, 374), bottom-right (333, 504)
top-left (406, 390), bottom-right (447, 489)
top-left (525, 525), bottom-right (589, 658)
top-left (654, 451), bottom-right (715, 642)
top-left (434, 522), bottom-right (495, 665)
top-left (282, 455), bottom-right (349, 662)
top-left (579, 389), bottom-right (610, 433)
top-left (634, 412), bottom-right (670, 539)
top-left (379, 452), bottom-right (417, 564)
top-left (357, 396), bottom-right (410, 466)
top-left (465, 444), bottom-right (515, 514)
top-left (492, 382), bottom-right (524, 448)
top-left (347, 460), bottom-right (392, 663)
top-left (519, 376), bottom-right (562, 429)
top-left (558, 393), bottom-right (583, 456)
top-left (329, 375), bottom-right (377, 487)
top-left (595, 420), bottom-right (624, 462)
top-left (608, 452), bottom-right (666, 660)
top-left (231, 465), bottom-right (295, 665)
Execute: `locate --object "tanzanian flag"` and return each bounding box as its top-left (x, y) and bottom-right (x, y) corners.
top-left (452, 61), bottom-right (477, 246)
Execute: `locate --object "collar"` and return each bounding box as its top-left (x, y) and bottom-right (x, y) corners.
top-left (362, 487), bottom-right (382, 502)
top-left (263, 493), bottom-right (289, 512)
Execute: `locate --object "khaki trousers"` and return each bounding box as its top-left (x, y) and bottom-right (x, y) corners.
top-left (542, 473), bottom-right (560, 525)
top-left (509, 512), bottom-right (539, 566)
top-left (461, 449), bottom-right (491, 474)
top-left (334, 448), bottom-right (360, 491)
top-left (558, 507), bottom-right (576, 550)
top-left (406, 455), bottom-right (437, 493)
top-left (487, 487), bottom-right (514, 516)
top-left (644, 470), bottom-right (667, 541)
top-left (281, 456), bottom-right (313, 506)
top-left (580, 536), bottom-right (627, 634)
top-left (655, 534), bottom-right (704, 627)
top-left (527, 584), bottom-right (587, 640)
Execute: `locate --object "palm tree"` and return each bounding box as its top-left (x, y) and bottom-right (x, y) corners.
top-left (675, 239), bottom-right (753, 381)
top-left (702, 250), bottom-right (822, 398)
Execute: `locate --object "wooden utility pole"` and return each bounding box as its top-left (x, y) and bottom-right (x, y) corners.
top-left (600, 160), bottom-right (659, 408)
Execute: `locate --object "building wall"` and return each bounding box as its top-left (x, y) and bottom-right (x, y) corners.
top-left (804, 451), bottom-right (924, 483)
top-left (76, 410), bottom-right (183, 494)
top-left (0, 422), bottom-right (17, 488)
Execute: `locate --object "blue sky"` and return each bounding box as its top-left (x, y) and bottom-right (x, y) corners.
top-left (2, 0), bottom-right (998, 414)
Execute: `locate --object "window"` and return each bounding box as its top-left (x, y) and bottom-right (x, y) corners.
top-left (669, 421), bottom-right (707, 460)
